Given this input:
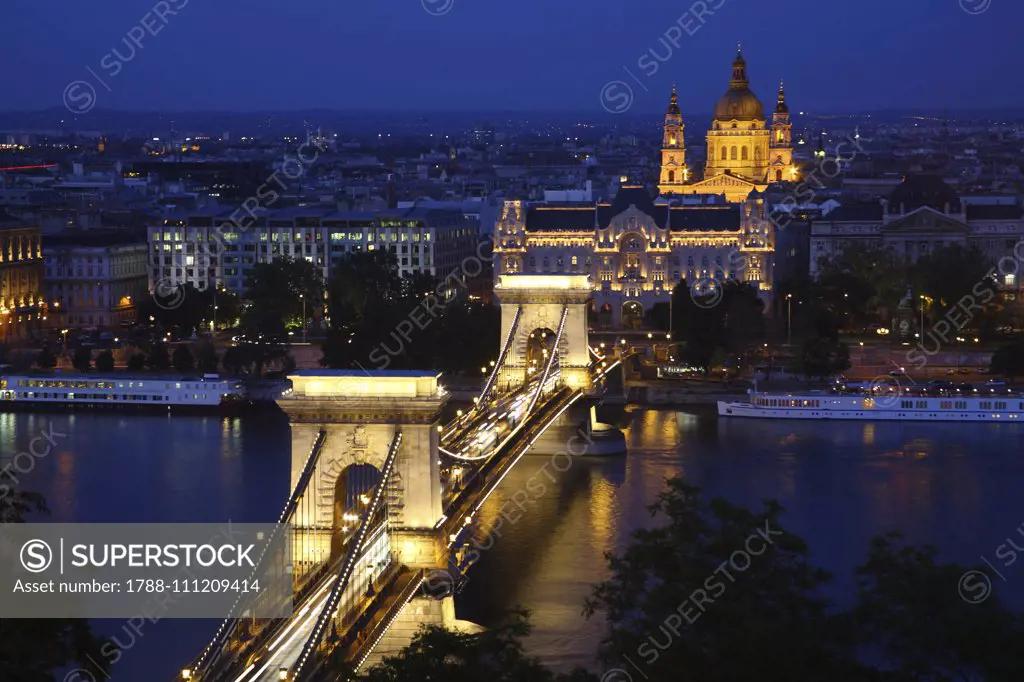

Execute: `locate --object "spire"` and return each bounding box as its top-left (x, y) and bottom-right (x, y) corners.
top-left (731, 45), bottom-right (748, 88)
top-left (775, 79), bottom-right (789, 114)
top-left (666, 85), bottom-right (681, 117)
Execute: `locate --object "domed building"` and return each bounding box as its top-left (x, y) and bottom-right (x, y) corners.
top-left (659, 47), bottom-right (796, 203)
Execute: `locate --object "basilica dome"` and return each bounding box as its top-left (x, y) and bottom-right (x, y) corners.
top-left (713, 49), bottom-right (764, 122)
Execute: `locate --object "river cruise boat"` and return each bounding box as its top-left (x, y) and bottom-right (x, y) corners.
top-left (0, 372), bottom-right (249, 413)
top-left (719, 385), bottom-right (1024, 422)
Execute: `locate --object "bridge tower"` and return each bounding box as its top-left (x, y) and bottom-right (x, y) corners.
top-left (493, 274), bottom-right (593, 391)
top-left (279, 371), bottom-right (449, 572)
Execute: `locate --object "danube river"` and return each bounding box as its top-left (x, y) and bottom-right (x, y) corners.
top-left (3, 406), bottom-right (1024, 679)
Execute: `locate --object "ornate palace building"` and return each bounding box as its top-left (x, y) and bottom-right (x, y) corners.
top-left (660, 47), bottom-right (796, 202)
top-left (492, 49), bottom-right (787, 329)
top-left (0, 217), bottom-right (45, 343)
top-left (493, 185), bottom-right (773, 328)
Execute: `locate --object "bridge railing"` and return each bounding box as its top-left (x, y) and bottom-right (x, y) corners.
top-left (478, 304), bottom-right (522, 407)
top-left (525, 305), bottom-right (568, 416)
top-left (190, 428), bottom-right (329, 677)
top-left (293, 429), bottom-right (404, 680)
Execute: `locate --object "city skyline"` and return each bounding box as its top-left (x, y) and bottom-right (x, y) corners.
top-left (0, 0), bottom-right (1020, 115)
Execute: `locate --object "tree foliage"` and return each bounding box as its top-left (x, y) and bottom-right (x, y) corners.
top-left (71, 347), bottom-right (92, 371)
top-left (0, 492), bottom-right (110, 681)
top-left (671, 279), bottom-right (765, 374)
top-left (94, 349), bottom-right (115, 372)
top-left (359, 611), bottom-right (597, 682)
top-left (990, 342), bottom-right (1024, 383)
top-left (242, 258), bottom-right (324, 335)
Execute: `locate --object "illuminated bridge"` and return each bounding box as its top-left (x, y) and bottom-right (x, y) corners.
top-left (180, 274), bottom-right (621, 682)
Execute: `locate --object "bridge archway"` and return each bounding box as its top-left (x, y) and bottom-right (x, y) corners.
top-left (331, 463), bottom-right (382, 560)
top-left (494, 274), bottom-right (592, 391)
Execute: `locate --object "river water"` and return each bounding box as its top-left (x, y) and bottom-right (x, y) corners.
top-left (3, 406), bottom-right (1024, 679)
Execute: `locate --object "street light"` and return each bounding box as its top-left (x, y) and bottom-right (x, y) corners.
top-left (181, 670), bottom-right (191, 680)
top-left (919, 295), bottom-right (926, 338)
top-left (278, 668), bottom-right (288, 680)
top-left (299, 294), bottom-right (306, 343)
top-left (785, 295), bottom-right (793, 346)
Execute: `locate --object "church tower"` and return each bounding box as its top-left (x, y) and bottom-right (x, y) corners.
top-left (769, 80), bottom-right (794, 183)
top-left (658, 86), bottom-right (687, 195)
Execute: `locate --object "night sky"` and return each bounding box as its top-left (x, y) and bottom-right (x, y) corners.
top-left (1, 0), bottom-right (1020, 114)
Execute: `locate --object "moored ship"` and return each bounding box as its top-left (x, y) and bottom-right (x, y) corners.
top-left (0, 372), bottom-right (249, 414)
top-left (718, 383), bottom-right (1024, 422)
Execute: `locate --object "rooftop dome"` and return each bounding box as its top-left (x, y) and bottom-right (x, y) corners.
top-left (714, 47), bottom-right (764, 122)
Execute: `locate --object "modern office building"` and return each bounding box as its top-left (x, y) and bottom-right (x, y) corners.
top-left (44, 232), bottom-right (149, 329)
top-left (148, 204), bottom-right (481, 295)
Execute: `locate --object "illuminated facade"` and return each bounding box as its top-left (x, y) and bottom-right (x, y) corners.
top-left (493, 185), bottom-right (774, 328)
top-left (0, 222), bottom-right (45, 342)
top-left (44, 234), bottom-right (148, 329)
top-left (659, 48), bottom-right (796, 203)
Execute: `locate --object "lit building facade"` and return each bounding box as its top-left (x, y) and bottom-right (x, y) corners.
top-left (493, 185), bottom-right (774, 328)
top-left (811, 175), bottom-right (1024, 298)
top-left (44, 233), bottom-right (148, 329)
top-left (659, 48), bottom-right (796, 202)
top-left (0, 221), bottom-right (45, 342)
top-left (148, 205), bottom-right (480, 296)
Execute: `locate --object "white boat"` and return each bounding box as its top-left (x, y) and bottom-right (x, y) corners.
top-left (718, 386), bottom-right (1024, 422)
top-left (0, 372), bottom-right (249, 413)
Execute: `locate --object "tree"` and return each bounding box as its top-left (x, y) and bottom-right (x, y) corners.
top-left (172, 345), bottom-right (195, 373)
top-left (670, 280), bottom-right (764, 375)
top-left (71, 347), bottom-right (92, 371)
top-left (1, 491), bottom-right (111, 680)
top-left (36, 346), bottom-right (57, 369)
top-left (910, 244), bottom-right (998, 327)
top-left (94, 349), bottom-right (115, 372)
top-left (796, 336), bottom-right (850, 380)
top-left (814, 242), bottom-right (907, 322)
top-left (242, 258), bottom-right (324, 336)
top-left (990, 342), bottom-right (1024, 383)
top-left (146, 342), bottom-right (170, 371)
top-left (584, 480), bottom-right (859, 681)
top-left (855, 532), bottom-right (1024, 680)
top-left (359, 611), bottom-right (597, 682)
top-left (195, 341), bottom-right (220, 374)
top-left (125, 353), bottom-right (146, 372)
top-left (222, 346), bottom-right (247, 375)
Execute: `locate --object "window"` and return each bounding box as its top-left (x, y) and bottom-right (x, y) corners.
top-left (731, 146), bottom-right (737, 160)
top-left (741, 146), bottom-right (749, 161)
top-left (667, 170), bottom-right (675, 183)
top-left (571, 255), bottom-right (578, 266)
top-left (721, 147), bottom-right (727, 161)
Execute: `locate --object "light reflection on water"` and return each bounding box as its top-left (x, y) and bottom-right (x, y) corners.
top-left (3, 407), bottom-right (1024, 677)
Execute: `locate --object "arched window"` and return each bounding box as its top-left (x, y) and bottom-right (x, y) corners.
top-left (667, 170), bottom-right (675, 183)
top-left (741, 146), bottom-right (749, 161)
top-left (776, 170), bottom-right (783, 182)
top-left (730, 146), bottom-right (738, 160)
top-left (721, 146), bottom-right (728, 161)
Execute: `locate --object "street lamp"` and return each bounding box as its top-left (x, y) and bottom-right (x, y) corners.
top-left (919, 295), bottom-right (926, 338)
top-left (278, 668), bottom-right (288, 680)
top-left (299, 294), bottom-right (306, 343)
top-left (785, 295), bottom-right (793, 346)
top-left (859, 341), bottom-right (864, 366)
top-left (181, 670), bottom-right (191, 680)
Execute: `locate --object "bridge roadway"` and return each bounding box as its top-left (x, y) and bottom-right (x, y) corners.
top-left (202, 379), bottom-right (582, 682)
